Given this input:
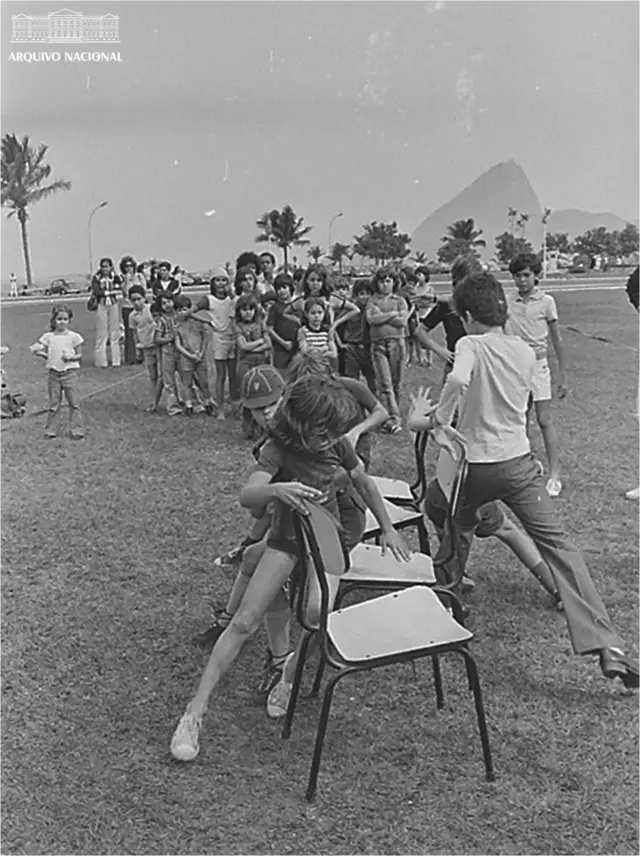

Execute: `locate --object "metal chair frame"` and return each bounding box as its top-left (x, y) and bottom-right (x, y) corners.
top-left (287, 501), bottom-right (495, 802)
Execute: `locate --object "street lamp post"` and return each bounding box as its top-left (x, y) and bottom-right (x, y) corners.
top-left (328, 212), bottom-right (344, 255)
top-left (88, 201), bottom-right (108, 275)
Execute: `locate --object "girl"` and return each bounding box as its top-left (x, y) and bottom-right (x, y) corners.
top-left (170, 374), bottom-right (410, 761)
top-left (366, 267), bottom-right (409, 434)
top-left (90, 257), bottom-right (123, 368)
top-left (119, 255), bottom-right (146, 364)
top-left (286, 264), bottom-right (352, 325)
top-left (234, 265), bottom-right (260, 299)
top-left (297, 297), bottom-right (337, 362)
top-left (154, 292), bottom-right (183, 416)
top-left (235, 295), bottom-right (272, 436)
top-left (30, 305), bottom-right (84, 439)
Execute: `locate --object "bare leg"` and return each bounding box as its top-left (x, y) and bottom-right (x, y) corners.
top-left (215, 360), bottom-right (227, 419)
top-left (535, 400), bottom-right (560, 481)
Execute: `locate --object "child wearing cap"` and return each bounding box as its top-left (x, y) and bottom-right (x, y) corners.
top-left (175, 295), bottom-right (215, 415)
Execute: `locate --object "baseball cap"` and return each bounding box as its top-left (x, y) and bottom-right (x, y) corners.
top-left (241, 365), bottom-right (285, 410)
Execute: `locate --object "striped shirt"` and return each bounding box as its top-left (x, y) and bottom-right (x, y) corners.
top-left (304, 328), bottom-right (331, 354)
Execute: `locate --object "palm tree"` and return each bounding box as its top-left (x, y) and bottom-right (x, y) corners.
top-left (1, 134), bottom-right (71, 286)
top-left (508, 207), bottom-right (518, 233)
top-left (329, 242), bottom-right (352, 273)
top-left (255, 205), bottom-right (313, 272)
top-left (411, 250), bottom-right (428, 265)
top-left (443, 218), bottom-right (486, 249)
top-left (307, 245), bottom-right (324, 264)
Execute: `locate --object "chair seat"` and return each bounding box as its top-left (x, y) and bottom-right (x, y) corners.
top-left (364, 499), bottom-right (422, 536)
top-left (328, 585), bottom-right (472, 662)
top-left (347, 543), bottom-right (436, 584)
top-left (370, 475), bottom-right (414, 502)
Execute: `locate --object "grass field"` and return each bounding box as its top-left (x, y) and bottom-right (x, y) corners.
top-left (1, 290), bottom-right (638, 856)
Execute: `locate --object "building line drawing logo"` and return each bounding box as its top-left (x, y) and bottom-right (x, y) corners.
top-left (11, 9), bottom-right (120, 43)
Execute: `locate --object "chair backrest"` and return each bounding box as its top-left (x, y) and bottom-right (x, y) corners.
top-left (432, 440), bottom-right (469, 587)
top-left (291, 502), bottom-right (349, 638)
top-left (411, 430), bottom-right (429, 503)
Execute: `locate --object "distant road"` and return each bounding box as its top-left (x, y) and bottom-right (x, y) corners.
top-left (0, 275), bottom-right (630, 310)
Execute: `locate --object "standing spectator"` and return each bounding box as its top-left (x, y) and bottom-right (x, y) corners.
top-left (397, 269), bottom-right (421, 366)
top-left (366, 267), bottom-right (409, 433)
top-left (333, 278), bottom-right (376, 393)
top-left (234, 265), bottom-right (261, 299)
top-left (30, 304), bottom-right (84, 439)
top-left (90, 257), bottom-right (123, 368)
top-left (266, 273), bottom-right (299, 373)
top-left (235, 295), bottom-right (272, 435)
top-left (175, 295), bottom-right (214, 416)
top-left (297, 298), bottom-right (337, 362)
top-left (153, 261), bottom-right (182, 299)
top-left (414, 266), bottom-right (436, 366)
top-left (129, 286), bottom-right (162, 412)
top-left (258, 251), bottom-right (277, 292)
top-left (119, 255), bottom-right (146, 364)
top-left (154, 292), bottom-right (183, 416)
top-left (624, 266), bottom-right (639, 500)
top-left (9, 272), bottom-right (18, 298)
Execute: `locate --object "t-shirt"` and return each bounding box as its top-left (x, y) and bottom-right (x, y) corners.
top-left (155, 314), bottom-right (179, 348)
top-left (197, 295), bottom-right (235, 338)
top-left (129, 305), bottom-right (157, 349)
top-left (177, 317), bottom-right (206, 357)
top-left (366, 294), bottom-right (408, 341)
top-left (236, 319), bottom-right (269, 349)
top-left (37, 331), bottom-right (84, 372)
top-left (435, 330), bottom-right (536, 463)
top-left (420, 298), bottom-right (466, 352)
top-left (414, 283), bottom-right (436, 318)
top-left (267, 300), bottom-right (299, 353)
top-left (257, 435), bottom-right (360, 545)
top-left (340, 307), bottom-right (369, 345)
top-left (505, 288), bottom-right (558, 358)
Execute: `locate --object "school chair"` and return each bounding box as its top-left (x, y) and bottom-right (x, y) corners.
top-left (286, 501), bottom-right (495, 802)
top-left (369, 430), bottom-right (429, 507)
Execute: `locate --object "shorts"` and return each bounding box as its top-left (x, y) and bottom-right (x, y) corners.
top-left (212, 335), bottom-right (236, 362)
top-left (531, 357), bottom-right (552, 402)
top-left (424, 478), bottom-right (504, 538)
top-left (266, 495), bottom-right (359, 560)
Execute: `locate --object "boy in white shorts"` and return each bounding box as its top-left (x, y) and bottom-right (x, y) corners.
top-left (505, 253), bottom-right (566, 497)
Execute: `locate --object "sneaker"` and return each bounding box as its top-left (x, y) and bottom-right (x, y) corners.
top-left (388, 423), bottom-right (402, 435)
top-left (170, 709), bottom-right (202, 761)
top-left (461, 575), bottom-right (475, 592)
top-left (267, 653), bottom-right (295, 719)
top-left (193, 607), bottom-right (232, 648)
top-left (213, 542), bottom-right (248, 570)
top-left (546, 477), bottom-right (563, 498)
top-left (625, 487), bottom-right (640, 500)
top-left (252, 649), bottom-right (286, 703)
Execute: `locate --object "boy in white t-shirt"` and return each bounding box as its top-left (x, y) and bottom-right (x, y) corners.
top-left (408, 270), bottom-right (637, 690)
top-left (30, 304), bottom-right (84, 439)
top-left (505, 253), bottom-right (566, 497)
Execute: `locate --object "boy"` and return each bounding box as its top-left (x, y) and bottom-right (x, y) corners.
top-left (129, 285), bottom-right (162, 412)
top-left (413, 266), bottom-right (435, 366)
top-left (154, 292), bottom-right (183, 416)
top-left (409, 271), bottom-right (638, 689)
top-left (505, 253), bottom-right (566, 497)
top-left (333, 279), bottom-right (377, 393)
top-left (266, 273), bottom-right (299, 373)
top-left (175, 295), bottom-right (214, 416)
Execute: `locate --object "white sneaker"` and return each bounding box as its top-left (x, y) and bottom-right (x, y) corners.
top-left (625, 487), bottom-right (640, 500)
top-left (546, 477), bottom-right (563, 498)
top-left (170, 709), bottom-right (202, 761)
top-left (266, 654), bottom-right (294, 719)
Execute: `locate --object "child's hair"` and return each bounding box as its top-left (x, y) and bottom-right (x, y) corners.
top-left (158, 291), bottom-right (176, 312)
top-left (235, 251), bottom-right (262, 273)
top-left (508, 252), bottom-right (542, 277)
top-left (49, 304), bottom-right (74, 330)
top-left (273, 273), bottom-right (294, 294)
top-left (352, 278), bottom-right (373, 297)
top-left (158, 260), bottom-right (172, 272)
top-left (403, 269), bottom-right (418, 285)
top-left (235, 293), bottom-right (261, 323)
top-left (372, 267), bottom-right (400, 292)
top-left (234, 265), bottom-right (257, 296)
top-left (302, 264), bottom-right (331, 298)
top-left (175, 295), bottom-right (192, 310)
top-left (451, 255), bottom-right (484, 286)
top-left (415, 265), bottom-right (431, 282)
top-left (270, 374), bottom-right (360, 454)
top-left (119, 254), bottom-right (137, 274)
top-left (129, 284), bottom-right (146, 299)
top-left (287, 352), bottom-right (333, 384)
top-left (333, 276), bottom-right (350, 292)
top-left (292, 267), bottom-right (305, 285)
top-left (453, 271), bottom-right (508, 327)
top-left (98, 257), bottom-right (114, 270)
top-left (136, 262), bottom-right (146, 274)
top-left (302, 297), bottom-right (330, 329)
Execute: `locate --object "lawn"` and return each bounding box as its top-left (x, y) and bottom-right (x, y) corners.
top-left (1, 290), bottom-right (638, 856)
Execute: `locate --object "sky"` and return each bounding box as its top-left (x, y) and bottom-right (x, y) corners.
top-left (1, 0), bottom-right (638, 282)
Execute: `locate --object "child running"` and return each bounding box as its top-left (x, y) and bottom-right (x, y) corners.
top-left (129, 285), bottom-right (162, 412)
top-left (408, 270), bottom-right (638, 689)
top-left (30, 305), bottom-right (84, 439)
top-left (366, 267), bottom-right (409, 433)
top-left (171, 373), bottom-right (410, 761)
top-left (175, 295), bottom-right (215, 416)
top-left (504, 253), bottom-right (566, 497)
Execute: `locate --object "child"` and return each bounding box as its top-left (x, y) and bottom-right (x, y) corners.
top-left (190, 270), bottom-right (237, 420)
top-left (366, 267), bottom-right (409, 434)
top-left (90, 257), bottom-right (123, 368)
top-left (408, 270), bottom-right (638, 690)
top-left (504, 253), bottom-right (566, 497)
top-left (171, 374), bottom-right (411, 760)
top-left (331, 278), bottom-right (377, 393)
top-left (331, 277), bottom-right (353, 374)
top-left (396, 269), bottom-right (420, 366)
top-left (286, 264), bottom-right (357, 325)
top-left (119, 255), bottom-right (147, 365)
top-left (266, 273), bottom-right (299, 373)
top-left (129, 285), bottom-right (162, 412)
top-left (235, 295), bottom-right (272, 433)
top-left (154, 292), bottom-right (183, 417)
top-left (413, 266), bottom-right (435, 366)
top-left (30, 304), bottom-right (84, 439)
top-left (234, 265), bottom-right (261, 299)
top-left (152, 261), bottom-right (182, 298)
top-left (175, 295), bottom-right (215, 416)
top-left (297, 297), bottom-right (337, 361)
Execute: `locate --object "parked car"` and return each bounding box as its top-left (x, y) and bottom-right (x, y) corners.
top-left (44, 278), bottom-right (83, 296)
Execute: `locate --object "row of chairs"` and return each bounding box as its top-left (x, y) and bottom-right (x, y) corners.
top-left (282, 443), bottom-right (495, 802)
